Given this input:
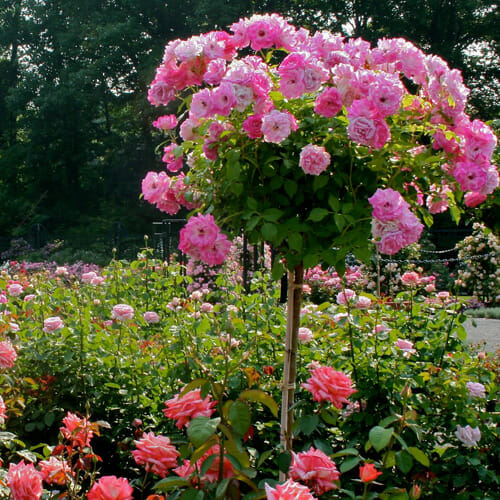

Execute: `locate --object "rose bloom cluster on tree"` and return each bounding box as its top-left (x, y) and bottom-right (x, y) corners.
top-left (143, 13), bottom-right (498, 270)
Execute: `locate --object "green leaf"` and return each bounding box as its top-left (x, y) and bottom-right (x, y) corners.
top-left (231, 182), bottom-right (244, 195)
top-left (216, 478), bottom-right (231, 499)
top-left (328, 194), bottom-right (340, 212)
top-left (226, 160), bottom-right (241, 180)
top-left (257, 449), bottom-right (273, 468)
top-left (313, 175), bottom-right (329, 191)
top-left (408, 447), bottom-right (430, 467)
top-left (182, 489), bottom-right (205, 500)
top-left (288, 233), bottom-right (303, 252)
top-left (228, 400), bottom-right (251, 436)
top-left (271, 260), bottom-right (285, 281)
top-left (308, 208), bottom-right (329, 222)
top-left (284, 179), bottom-right (298, 198)
top-left (456, 326), bottom-right (467, 341)
top-left (277, 451), bottom-right (292, 472)
top-left (187, 417), bottom-right (220, 448)
top-left (303, 253), bottom-right (320, 269)
top-left (396, 450), bottom-right (414, 474)
top-left (262, 208), bottom-right (284, 222)
top-left (340, 456), bottom-right (361, 473)
top-left (155, 477), bottom-right (191, 491)
top-left (369, 426), bottom-right (393, 452)
top-left (298, 414), bottom-right (319, 436)
top-left (239, 390), bottom-right (279, 417)
top-left (334, 213), bottom-right (345, 231)
top-left (261, 223), bottom-right (277, 241)
top-left (246, 216), bottom-right (261, 232)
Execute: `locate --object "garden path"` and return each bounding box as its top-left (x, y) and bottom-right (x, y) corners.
top-left (464, 318), bottom-right (500, 353)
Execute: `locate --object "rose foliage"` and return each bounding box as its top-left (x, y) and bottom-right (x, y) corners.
top-left (144, 13), bottom-right (498, 273)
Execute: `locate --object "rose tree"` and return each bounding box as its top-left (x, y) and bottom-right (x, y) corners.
top-left (143, 13), bottom-right (499, 452)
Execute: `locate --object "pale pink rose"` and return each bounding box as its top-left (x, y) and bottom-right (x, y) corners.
top-left (437, 291), bottom-right (450, 300)
top-left (290, 447), bottom-right (339, 495)
top-left (132, 432), bottom-right (180, 478)
top-left (200, 302), bottom-right (214, 313)
top-left (87, 476), bottom-right (133, 500)
top-left (336, 288), bottom-right (357, 305)
top-left (179, 117), bottom-right (200, 141)
top-left (147, 80), bottom-right (175, 107)
top-left (43, 316), bottom-right (64, 333)
top-left (39, 457), bottom-right (73, 486)
top-left (401, 271), bottom-right (421, 286)
top-left (355, 296), bottom-right (372, 309)
top-left (425, 283), bottom-right (436, 293)
top-left (0, 293), bottom-right (8, 303)
top-left (368, 188), bottom-right (409, 222)
top-left (453, 159), bottom-right (488, 193)
top-left (90, 276), bottom-right (105, 285)
top-left (81, 271), bottom-right (98, 283)
top-left (204, 58), bottom-right (227, 85)
top-left (299, 144), bottom-right (331, 175)
top-left (7, 283), bottom-right (23, 297)
top-left (0, 395), bottom-right (7, 425)
top-left (7, 461), bottom-right (43, 500)
top-left (55, 266), bottom-right (68, 276)
top-left (0, 341), bottom-right (17, 369)
top-left (24, 294), bottom-right (36, 302)
top-left (210, 82), bottom-right (237, 116)
top-left (374, 324), bottom-right (390, 334)
top-left (261, 110), bottom-right (296, 144)
top-left (143, 311), bottom-right (160, 324)
top-left (153, 114), bottom-right (177, 130)
top-left (190, 290), bottom-right (204, 301)
top-left (314, 87), bottom-right (343, 117)
top-left (9, 322), bottom-right (19, 332)
top-left (111, 304), bottom-right (134, 321)
top-left (190, 88), bottom-right (213, 119)
top-left (265, 479), bottom-right (315, 500)
top-left (466, 382), bottom-right (486, 398)
top-left (302, 365), bottom-right (356, 408)
top-left (162, 144), bottom-right (184, 173)
top-left (163, 389), bottom-right (216, 429)
top-left (455, 425), bottom-right (481, 447)
top-left (298, 327), bottom-right (313, 344)
top-left (395, 339), bottom-right (416, 355)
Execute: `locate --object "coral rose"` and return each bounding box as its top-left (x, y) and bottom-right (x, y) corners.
top-left (265, 479), bottom-right (315, 499)
top-left (0, 341), bottom-right (17, 369)
top-left (163, 389), bottom-right (216, 429)
top-left (359, 463), bottom-right (382, 482)
top-left (7, 461), bottom-right (43, 500)
top-left (87, 476), bottom-right (133, 500)
top-left (132, 432), bottom-right (179, 478)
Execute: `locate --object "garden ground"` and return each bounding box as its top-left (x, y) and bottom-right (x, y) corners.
top-left (465, 318), bottom-right (500, 352)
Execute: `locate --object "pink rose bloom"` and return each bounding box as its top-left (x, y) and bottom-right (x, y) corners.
top-left (60, 412), bottom-right (94, 448)
top-left (143, 311), bottom-right (160, 324)
top-left (179, 117), bottom-right (200, 141)
top-left (211, 82), bottom-right (237, 116)
top-left (163, 389), bottom-right (216, 429)
top-left (162, 144), bottom-right (184, 173)
top-left (204, 58), bottom-right (227, 85)
top-left (368, 73), bottom-right (404, 117)
top-left (347, 98), bottom-right (390, 149)
top-left (132, 432), bottom-right (180, 478)
top-left (112, 304), bottom-right (134, 322)
top-left (401, 272), bottom-right (421, 286)
top-left (261, 110), bottom-right (296, 144)
top-left (290, 447), bottom-right (339, 496)
top-left (200, 302), bottom-right (214, 313)
top-left (7, 283), bottom-right (23, 297)
top-left (0, 292), bottom-right (8, 303)
top-left (464, 191), bottom-right (487, 208)
top-left (466, 382), bottom-right (486, 398)
top-left (39, 457), bottom-right (73, 486)
top-left (425, 283), bottom-right (436, 293)
top-left (336, 288), bottom-right (357, 305)
top-left (0, 341), bottom-right (17, 369)
top-left (153, 114), bottom-right (177, 130)
top-left (355, 296), bottom-right (372, 309)
top-left (55, 266), bottom-right (68, 276)
top-left (81, 271), bottom-right (98, 283)
top-left (395, 339), bottom-right (416, 355)
top-left (302, 365), bottom-right (356, 408)
top-left (426, 184), bottom-right (451, 214)
top-left (455, 425), bottom-right (481, 447)
top-left (265, 479), bottom-right (315, 500)
top-left (368, 188), bottom-right (409, 222)
top-left (437, 291), bottom-right (450, 300)
top-left (242, 114), bottom-right (264, 138)
top-left (246, 15), bottom-right (282, 51)
top-left (299, 144), bottom-right (331, 176)
top-left (314, 87), bottom-right (343, 117)
top-left (43, 316), bottom-right (64, 333)
top-left (189, 88), bottom-right (213, 119)
top-left (453, 159), bottom-right (488, 193)
top-left (148, 80), bottom-right (175, 107)
top-left (87, 476), bottom-right (133, 500)
top-left (7, 461), bottom-right (43, 500)
top-left (0, 395), bottom-right (7, 425)
top-left (298, 327), bottom-right (313, 344)
top-left (179, 213), bottom-right (220, 253)
top-left (9, 322), bottom-right (19, 332)
top-left (174, 444), bottom-right (234, 484)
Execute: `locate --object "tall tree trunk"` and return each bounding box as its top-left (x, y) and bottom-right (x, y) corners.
top-left (279, 262), bottom-right (304, 478)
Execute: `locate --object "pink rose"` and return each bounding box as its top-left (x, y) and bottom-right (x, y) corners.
top-left (143, 311), bottom-right (160, 324)
top-left (132, 432), bottom-right (180, 478)
top-left (395, 339), bottom-right (416, 355)
top-left (368, 188), bottom-right (409, 222)
top-left (302, 365), bottom-right (356, 408)
top-left (290, 447), bottom-right (339, 495)
top-left (0, 341), bottom-right (17, 369)
top-left (299, 144), bottom-right (331, 175)
top-left (242, 114), bottom-right (264, 138)
top-left (464, 191), bottom-right (487, 207)
top-left (55, 266), bottom-right (68, 276)
top-left (347, 98), bottom-right (390, 149)
top-left (355, 296), bottom-right (372, 309)
top-left (7, 283), bottom-right (23, 297)
top-left (401, 271), bottom-right (421, 286)
top-left (163, 389), bottom-right (216, 429)
top-left (466, 382), bottom-right (486, 398)
top-left (43, 316), bottom-right (64, 333)
top-left (87, 476), bottom-right (133, 500)
top-left (455, 425), bottom-right (481, 447)
top-left (261, 110), bottom-right (296, 144)
top-left (0, 395), bottom-right (7, 424)
top-left (81, 271), bottom-right (98, 283)
top-left (153, 114), bottom-right (177, 130)
top-left (148, 80), bottom-right (175, 107)
top-left (60, 412), bottom-right (94, 449)
top-left (314, 87), bottom-right (343, 117)
top-left (7, 461), bottom-right (43, 500)
top-left (298, 327), bottom-right (313, 344)
top-left (39, 457), bottom-right (73, 486)
top-left (111, 304), bottom-right (134, 321)
top-left (336, 288), bottom-right (357, 305)
top-left (265, 479), bottom-right (315, 500)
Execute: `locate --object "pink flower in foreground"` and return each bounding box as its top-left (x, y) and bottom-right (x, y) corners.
top-left (143, 311), bottom-right (160, 324)
top-left (302, 365), bottom-right (356, 408)
top-left (455, 425), bottom-right (481, 447)
top-left (466, 382), bottom-right (486, 398)
top-left (7, 283), bottom-right (23, 297)
top-left (290, 447), bottom-right (339, 495)
top-left (39, 457), bottom-right (73, 485)
top-left (299, 144), bottom-right (331, 175)
top-left (7, 461), bottom-right (43, 500)
top-left (265, 479), bottom-right (315, 500)
top-left (60, 412), bottom-right (94, 448)
top-left (43, 316), bottom-right (64, 333)
top-left (0, 341), bottom-right (17, 369)
top-left (132, 432), bottom-right (180, 478)
top-left (314, 87), bottom-right (343, 117)
top-left (87, 476), bottom-right (133, 500)
top-left (464, 191), bottom-right (487, 208)
top-left (401, 271), bottom-right (421, 286)
top-left (261, 109), bottom-right (296, 144)
top-left (111, 304), bottom-right (134, 321)
top-left (368, 188), bottom-right (409, 222)
top-left (0, 395), bottom-right (7, 425)
top-left (163, 389), bottom-right (216, 429)
top-left (153, 114), bottom-right (178, 130)
top-left (179, 213), bottom-right (219, 251)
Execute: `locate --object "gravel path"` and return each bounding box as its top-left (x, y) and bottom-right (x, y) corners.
top-left (464, 318), bottom-right (500, 353)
